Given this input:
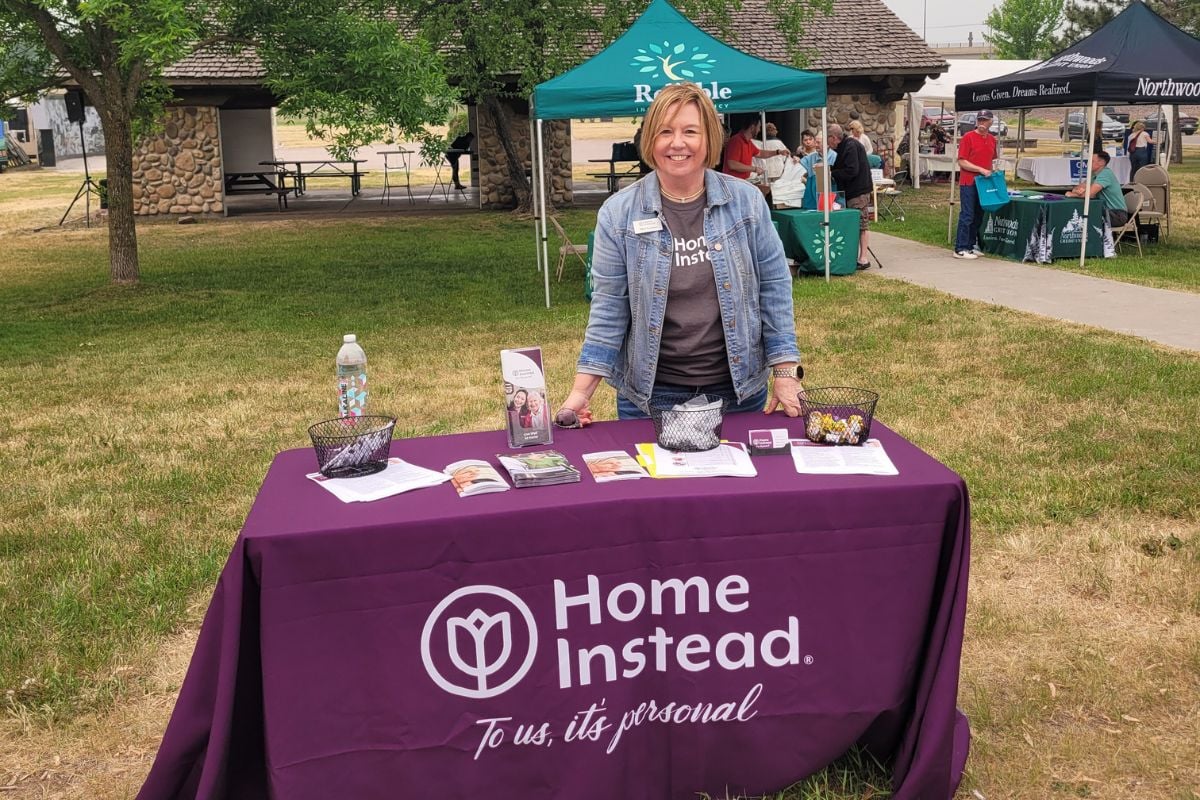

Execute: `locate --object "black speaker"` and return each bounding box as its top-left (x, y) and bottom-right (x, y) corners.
top-left (64, 89), bottom-right (87, 124)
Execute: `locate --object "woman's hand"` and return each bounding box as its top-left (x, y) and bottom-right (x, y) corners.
top-left (556, 387), bottom-right (595, 427)
top-left (765, 378), bottom-right (804, 417)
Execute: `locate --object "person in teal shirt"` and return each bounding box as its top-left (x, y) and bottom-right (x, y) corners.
top-left (1067, 151), bottom-right (1128, 227)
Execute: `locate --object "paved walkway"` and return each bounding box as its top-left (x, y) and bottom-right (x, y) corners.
top-left (869, 233), bottom-right (1200, 352)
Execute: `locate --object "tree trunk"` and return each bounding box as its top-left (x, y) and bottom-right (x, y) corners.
top-left (481, 96), bottom-right (535, 215)
top-left (99, 108), bottom-right (140, 284)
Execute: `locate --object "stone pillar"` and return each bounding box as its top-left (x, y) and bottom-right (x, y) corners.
top-left (808, 95), bottom-right (898, 166)
top-left (477, 99), bottom-right (572, 209)
top-left (132, 106), bottom-right (224, 216)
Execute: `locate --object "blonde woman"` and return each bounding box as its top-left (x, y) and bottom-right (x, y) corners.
top-left (1127, 120), bottom-right (1154, 173)
top-left (557, 82), bottom-right (804, 423)
top-left (848, 119), bottom-right (874, 156)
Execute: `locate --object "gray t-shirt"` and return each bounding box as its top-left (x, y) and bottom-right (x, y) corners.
top-left (655, 192), bottom-right (729, 386)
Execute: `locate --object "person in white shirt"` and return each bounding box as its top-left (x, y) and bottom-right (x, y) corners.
top-left (752, 122), bottom-right (792, 182)
top-left (848, 119), bottom-right (874, 157)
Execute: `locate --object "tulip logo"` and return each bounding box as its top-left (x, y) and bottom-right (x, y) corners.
top-left (421, 585), bottom-right (538, 699)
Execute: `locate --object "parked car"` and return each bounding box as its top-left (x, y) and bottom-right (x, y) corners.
top-left (1059, 112), bottom-right (1126, 141)
top-left (1103, 106), bottom-right (1130, 125)
top-left (921, 107), bottom-right (955, 131)
top-left (957, 112), bottom-right (1008, 137)
top-left (1142, 110), bottom-right (1198, 137)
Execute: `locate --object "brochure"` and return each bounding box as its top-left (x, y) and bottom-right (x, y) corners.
top-left (748, 428), bottom-right (791, 456)
top-left (583, 450), bottom-right (649, 482)
top-left (306, 457), bottom-right (449, 503)
top-left (501, 347), bottom-right (553, 448)
top-left (444, 459), bottom-right (510, 497)
top-left (645, 442), bottom-right (758, 479)
top-left (789, 438), bottom-right (899, 476)
top-left (496, 450), bottom-right (581, 488)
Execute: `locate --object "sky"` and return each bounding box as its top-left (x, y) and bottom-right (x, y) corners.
top-left (882, 0), bottom-right (997, 44)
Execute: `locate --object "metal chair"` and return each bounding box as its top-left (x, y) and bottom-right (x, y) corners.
top-left (1132, 164), bottom-right (1170, 238)
top-left (1128, 181), bottom-right (1165, 239)
top-left (1112, 186), bottom-right (1145, 257)
top-left (548, 216), bottom-right (589, 281)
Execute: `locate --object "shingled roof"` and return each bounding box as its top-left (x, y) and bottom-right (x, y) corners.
top-left (162, 46), bottom-right (265, 83)
top-left (715, 0), bottom-right (946, 76)
top-left (156, 0), bottom-right (943, 85)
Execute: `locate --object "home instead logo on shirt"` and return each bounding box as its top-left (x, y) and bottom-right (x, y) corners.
top-left (674, 234), bottom-right (709, 267)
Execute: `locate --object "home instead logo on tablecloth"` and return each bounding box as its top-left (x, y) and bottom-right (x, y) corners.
top-left (421, 575), bottom-right (807, 699)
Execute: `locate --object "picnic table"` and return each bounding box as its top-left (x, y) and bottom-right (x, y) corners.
top-left (262, 159), bottom-right (369, 196)
top-left (222, 171), bottom-right (292, 210)
top-left (587, 158), bottom-right (642, 194)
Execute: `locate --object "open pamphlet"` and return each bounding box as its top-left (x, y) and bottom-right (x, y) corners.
top-left (789, 438), bottom-right (899, 475)
top-left (444, 459), bottom-right (511, 497)
top-left (496, 450), bottom-right (581, 488)
top-left (306, 457), bottom-right (449, 503)
top-left (582, 450), bottom-right (649, 482)
top-left (636, 442), bottom-right (757, 478)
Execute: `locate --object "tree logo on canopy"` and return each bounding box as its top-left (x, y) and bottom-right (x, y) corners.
top-left (631, 42), bottom-right (717, 81)
top-left (421, 585), bottom-right (539, 699)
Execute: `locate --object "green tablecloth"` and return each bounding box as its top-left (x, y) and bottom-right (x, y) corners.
top-left (770, 209), bottom-right (861, 276)
top-left (980, 196), bottom-right (1110, 263)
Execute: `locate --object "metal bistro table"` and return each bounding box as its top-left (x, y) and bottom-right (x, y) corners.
top-left (771, 208), bottom-right (861, 276)
top-left (980, 194), bottom-right (1114, 263)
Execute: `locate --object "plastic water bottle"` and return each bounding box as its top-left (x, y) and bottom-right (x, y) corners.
top-left (336, 334), bottom-right (368, 417)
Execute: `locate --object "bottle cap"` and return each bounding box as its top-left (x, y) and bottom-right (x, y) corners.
top-left (343, 334), bottom-right (357, 343)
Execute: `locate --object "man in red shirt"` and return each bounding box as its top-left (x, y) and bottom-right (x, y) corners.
top-left (723, 119), bottom-right (786, 197)
top-left (954, 110), bottom-right (997, 259)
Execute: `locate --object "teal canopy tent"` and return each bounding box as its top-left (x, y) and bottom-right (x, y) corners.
top-left (530, 0), bottom-right (830, 306)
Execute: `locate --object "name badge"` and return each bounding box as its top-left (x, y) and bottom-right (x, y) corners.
top-left (633, 218), bottom-right (663, 235)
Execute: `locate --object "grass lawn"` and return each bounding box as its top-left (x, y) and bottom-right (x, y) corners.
top-left (0, 169), bottom-right (1197, 799)
top-left (874, 153), bottom-right (1200, 294)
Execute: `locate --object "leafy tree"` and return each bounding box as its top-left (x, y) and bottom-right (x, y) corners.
top-left (983, 0), bottom-right (1066, 59)
top-left (406, 0), bottom-right (832, 214)
top-left (0, 0), bottom-right (453, 284)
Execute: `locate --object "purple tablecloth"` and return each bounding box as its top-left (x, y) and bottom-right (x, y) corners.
top-left (138, 415), bottom-right (970, 800)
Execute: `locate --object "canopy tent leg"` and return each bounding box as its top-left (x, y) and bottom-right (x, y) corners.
top-left (536, 119), bottom-right (550, 308)
top-left (1016, 110), bottom-right (1026, 168)
top-left (1079, 101), bottom-right (1098, 268)
top-left (821, 108), bottom-right (831, 283)
top-left (531, 118), bottom-right (543, 275)
top-left (947, 119), bottom-right (959, 245)
top-left (908, 94), bottom-right (920, 190)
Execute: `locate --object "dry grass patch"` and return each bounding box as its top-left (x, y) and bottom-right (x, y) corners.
top-left (963, 513), bottom-right (1199, 799)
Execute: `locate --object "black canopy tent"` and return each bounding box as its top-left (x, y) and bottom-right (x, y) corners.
top-left (954, 1), bottom-right (1200, 264)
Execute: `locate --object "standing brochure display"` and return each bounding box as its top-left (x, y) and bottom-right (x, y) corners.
top-left (138, 414), bottom-right (970, 800)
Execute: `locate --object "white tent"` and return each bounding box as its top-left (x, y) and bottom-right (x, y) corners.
top-left (908, 59), bottom-right (1037, 189)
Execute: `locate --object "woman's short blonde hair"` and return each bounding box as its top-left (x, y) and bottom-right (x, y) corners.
top-left (847, 119), bottom-right (864, 135)
top-left (638, 83), bottom-right (724, 170)
top-left (1133, 120), bottom-right (1146, 131)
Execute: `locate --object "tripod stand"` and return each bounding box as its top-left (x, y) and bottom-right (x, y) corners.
top-left (60, 117), bottom-right (102, 228)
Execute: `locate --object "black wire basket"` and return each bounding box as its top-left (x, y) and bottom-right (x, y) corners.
top-left (798, 387), bottom-right (878, 446)
top-left (650, 394), bottom-right (725, 452)
top-left (307, 415), bottom-right (396, 478)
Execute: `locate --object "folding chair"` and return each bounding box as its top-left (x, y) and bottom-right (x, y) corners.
top-left (1132, 164), bottom-right (1170, 239)
top-left (1128, 181), bottom-right (1165, 241)
top-left (548, 216), bottom-right (589, 281)
top-left (1112, 186), bottom-right (1145, 257)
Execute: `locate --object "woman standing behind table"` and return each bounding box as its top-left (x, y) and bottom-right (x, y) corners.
top-left (556, 83), bottom-right (804, 425)
top-left (1127, 120), bottom-right (1155, 174)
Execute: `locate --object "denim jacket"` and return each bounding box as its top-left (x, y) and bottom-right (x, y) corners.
top-left (577, 169), bottom-right (800, 414)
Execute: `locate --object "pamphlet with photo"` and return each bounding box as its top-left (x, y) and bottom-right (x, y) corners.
top-left (501, 346), bottom-right (553, 448)
top-left (443, 459), bottom-right (510, 497)
top-left (496, 450), bottom-right (581, 488)
top-left (582, 450), bottom-right (649, 482)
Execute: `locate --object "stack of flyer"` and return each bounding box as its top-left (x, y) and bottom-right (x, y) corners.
top-left (305, 457), bottom-right (450, 503)
top-left (635, 442), bottom-right (757, 478)
top-left (582, 450), bottom-right (648, 482)
top-left (496, 450), bottom-right (581, 488)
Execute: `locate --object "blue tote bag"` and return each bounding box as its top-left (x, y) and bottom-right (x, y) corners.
top-left (975, 172), bottom-right (1010, 211)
